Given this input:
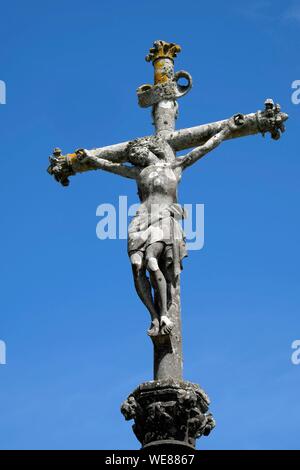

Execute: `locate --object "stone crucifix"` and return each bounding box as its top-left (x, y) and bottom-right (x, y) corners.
top-left (48, 41), bottom-right (288, 449)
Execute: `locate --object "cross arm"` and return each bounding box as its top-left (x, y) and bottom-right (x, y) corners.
top-left (47, 100), bottom-right (288, 186)
top-left (170, 100), bottom-right (288, 152)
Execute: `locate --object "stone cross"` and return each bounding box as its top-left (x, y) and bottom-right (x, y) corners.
top-left (48, 40), bottom-right (288, 449)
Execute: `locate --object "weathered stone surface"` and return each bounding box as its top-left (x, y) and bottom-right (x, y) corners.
top-left (121, 379), bottom-right (215, 448)
top-left (47, 40), bottom-right (289, 449)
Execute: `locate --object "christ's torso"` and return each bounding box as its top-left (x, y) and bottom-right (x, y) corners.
top-left (136, 163), bottom-right (181, 208)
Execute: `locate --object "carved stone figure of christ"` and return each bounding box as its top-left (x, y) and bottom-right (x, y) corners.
top-left (72, 119), bottom-right (235, 336)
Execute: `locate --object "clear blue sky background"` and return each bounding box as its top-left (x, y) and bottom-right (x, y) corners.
top-left (0, 0), bottom-right (299, 450)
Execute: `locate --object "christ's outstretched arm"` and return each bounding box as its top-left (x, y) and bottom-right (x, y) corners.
top-left (47, 148), bottom-right (138, 186)
top-left (172, 117), bottom-right (236, 171)
top-left (77, 149), bottom-right (138, 179)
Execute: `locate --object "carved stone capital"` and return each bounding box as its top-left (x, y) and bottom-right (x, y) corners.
top-left (146, 40), bottom-right (181, 64)
top-left (121, 379), bottom-right (215, 448)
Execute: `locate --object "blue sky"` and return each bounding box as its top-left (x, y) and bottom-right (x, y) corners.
top-left (0, 0), bottom-right (299, 450)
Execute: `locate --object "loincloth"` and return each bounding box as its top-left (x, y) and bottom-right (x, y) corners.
top-left (128, 203), bottom-right (187, 281)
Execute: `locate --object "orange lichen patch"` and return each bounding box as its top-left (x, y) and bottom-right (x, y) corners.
top-left (154, 62), bottom-right (166, 83)
top-left (67, 153), bottom-right (77, 160)
top-left (154, 59), bottom-right (171, 84)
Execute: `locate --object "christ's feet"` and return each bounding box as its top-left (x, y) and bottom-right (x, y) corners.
top-left (147, 318), bottom-right (160, 336)
top-left (160, 315), bottom-right (174, 335)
